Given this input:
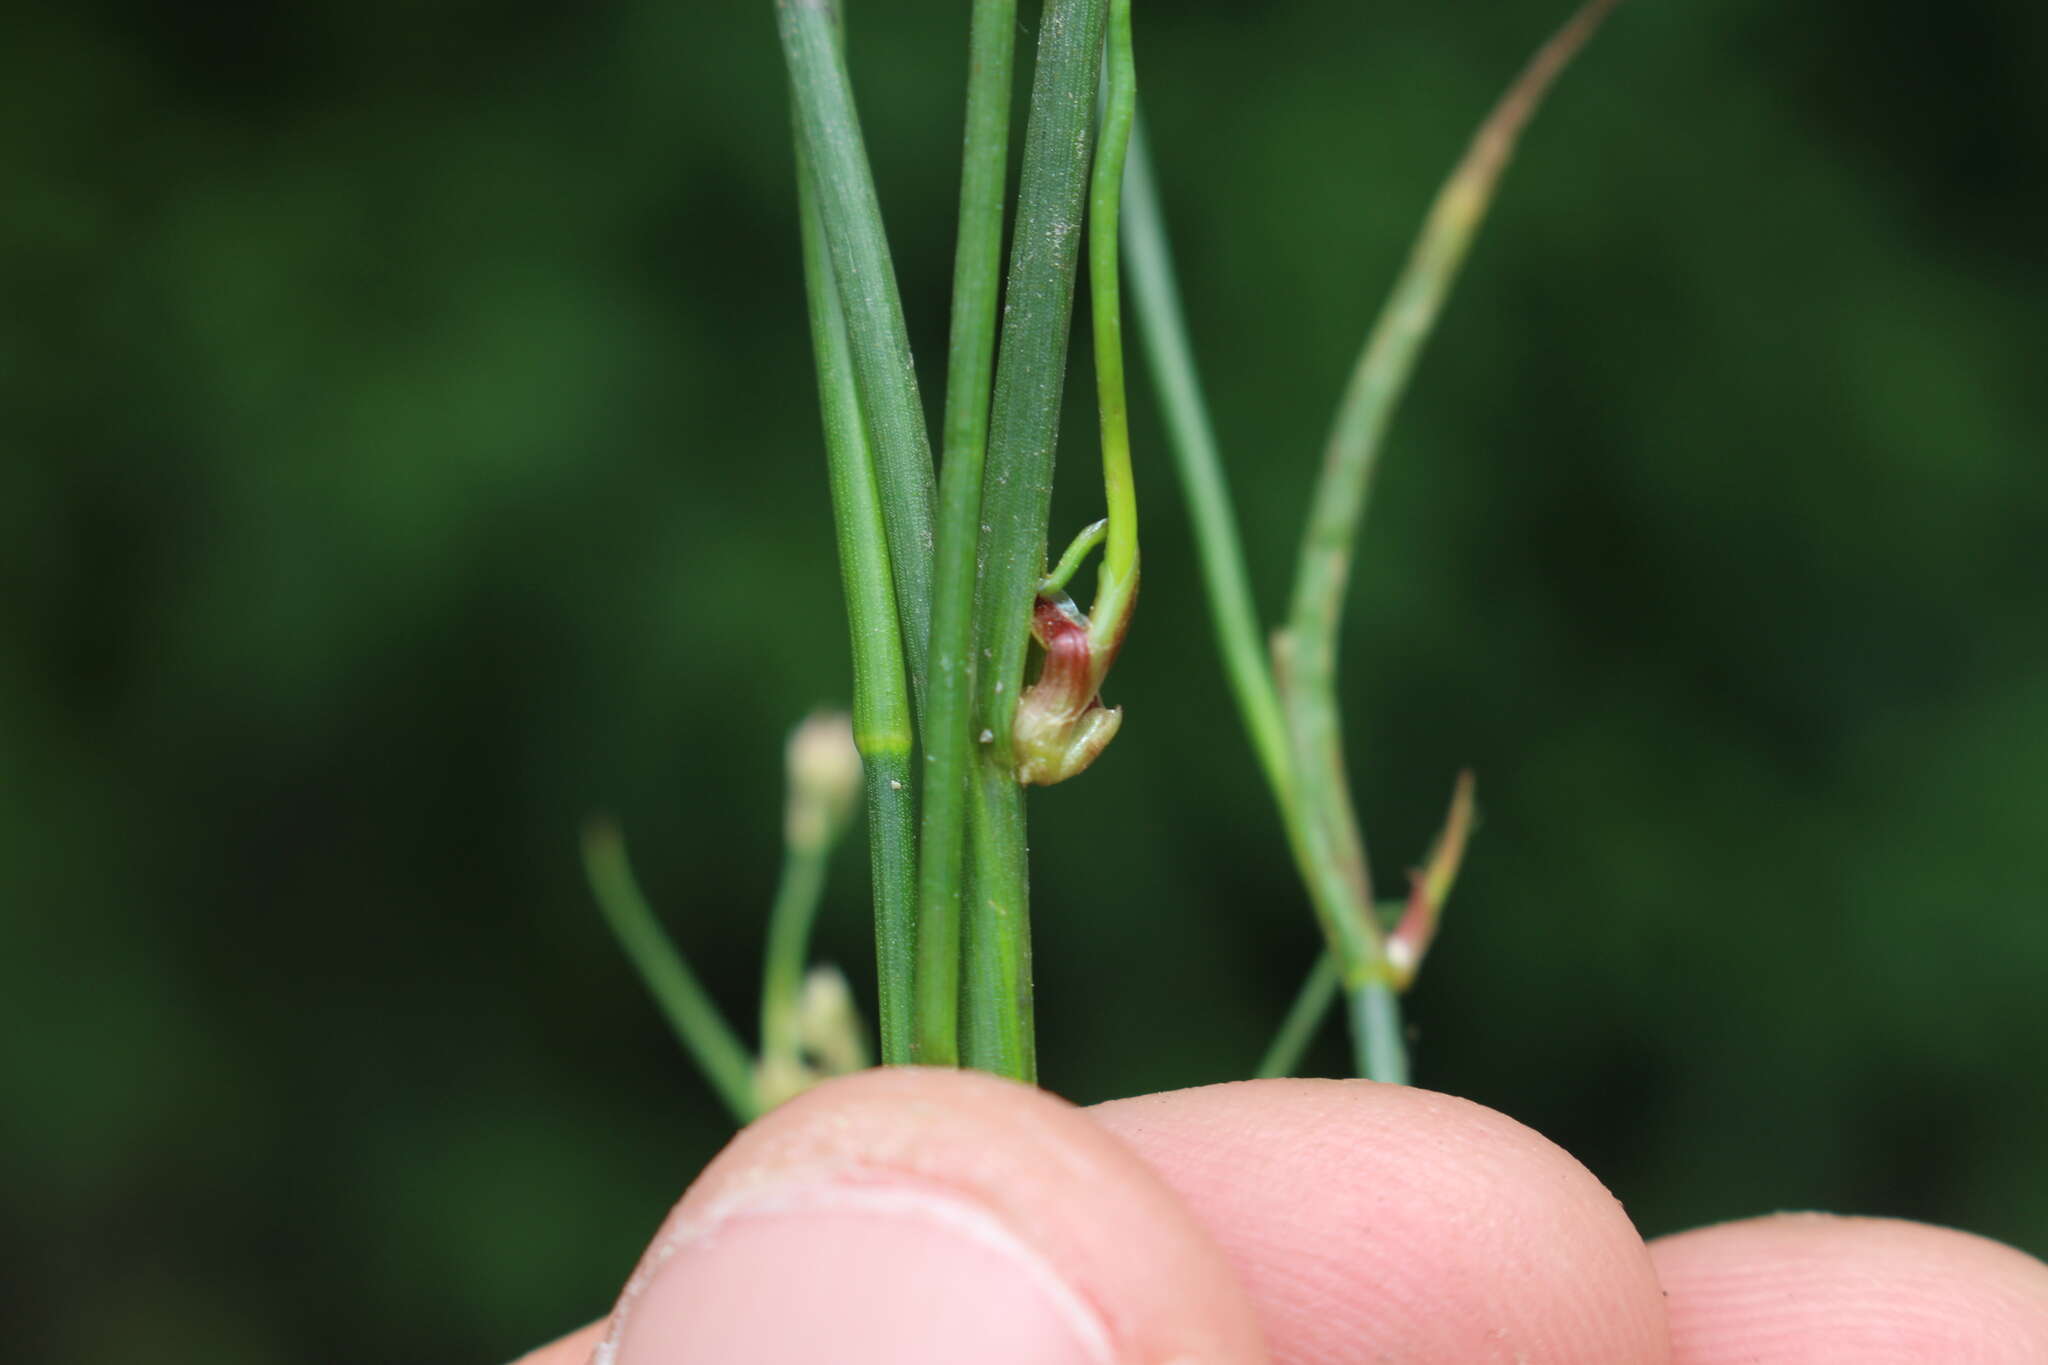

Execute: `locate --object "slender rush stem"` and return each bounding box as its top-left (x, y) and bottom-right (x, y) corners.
top-left (1126, 1), bottom-right (1615, 1082)
top-left (1278, 0), bottom-right (1621, 1072)
top-left (1254, 897), bottom-right (1406, 1078)
top-left (860, 748), bottom-right (917, 1063)
top-left (1125, 114), bottom-right (1386, 1073)
top-left (1348, 979), bottom-right (1409, 1086)
top-left (940, 0), bottom-right (1018, 465)
top-left (914, 0), bottom-right (1021, 1069)
top-left (759, 839), bottom-right (833, 1072)
top-left (1286, 0), bottom-right (1623, 695)
top-left (962, 765), bottom-right (1035, 1080)
top-left (957, 0), bottom-right (1110, 1081)
top-left (1121, 120), bottom-right (1292, 805)
top-left (1256, 951), bottom-right (1338, 1079)
top-left (582, 822), bottom-right (760, 1123)
top-left (1085, 0), bottom-right (1139, 657)
top-left (1275, 624), bottom-right (1393, 1082)
top-left (973, 0), bottom-right (1111, 763)
top-left (795, 138), bottom-right (919, 1066)
top-left (1043, 518), bottom-right (1108, 595)
top-left (777, 0), bottom-right (937, 707)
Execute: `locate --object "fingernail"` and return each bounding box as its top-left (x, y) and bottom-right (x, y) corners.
top-left (600, 1180), bottom-right (1116, 1365)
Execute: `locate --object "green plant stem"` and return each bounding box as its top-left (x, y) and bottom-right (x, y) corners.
top-left (795, 139), bottom-right (919, 1066)
top-left (1042, 518), bottom-right (1108, 595)
top-left (1275, 626), bottom-right (1383, 967)
top-left (1284, 0), bottom-right (1621, 709)
top-left (973, 0), bottom-right (1110, 765)
top-left (1256, 951), bottom-right (1338, 1079)
top-left (957, 0), bottom-right (1109, 1082)
top-left (1254, 897), bottom-right (1407, 1078)
top-left (1125, 117), bottom-right (1385, 1075)
top-left (1085, 0), bottom-right (1139, 657)
top-left (1278, 693), bottom-right (1394, 1083)
top-left (1279, 0), bottom-right (1621, 1076)
top-left (962, 764), bottom-right (1035, 1080)
top-left (1121, 119), bottom-right (1292, 804)
top-left (1348, 978), bottom-right (1409, 1086)
top-left (940, 0), bottom-right (1018, 464)
top-left (777, 0), bottom-right (937, 707)
top-left (1288, 0), bottom-right (1622, 673)
top-left (582, 822), bottom-right (760, 1123)
top-left (759, 839), bottom-right (834, 1072)
top-left (860, 748), bottom-right (917, 1063)
top-left (914, 0), bottom-right (1021, 1069)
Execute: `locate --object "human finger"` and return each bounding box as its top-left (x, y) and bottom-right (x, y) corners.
top-left (589, 1066), bottom-right (1265, 1365)
top-left (508, 1320), bottom-right (602, 1365)
top-left (1650, 1212), bottom-right (2048, 1362)
top-left (1092, 1079), bottom-right (1670, 1364)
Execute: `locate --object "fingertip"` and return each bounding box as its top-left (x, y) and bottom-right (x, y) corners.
top-left (508, 1320), bottom-right (602, 1365)
top-left (1651, 1212), bottom-right (2048, 1363)
top-left (596, 1068), bottom-right (1264, 1364)
top-left (1094, 1079), bottom-right (1670, 1364)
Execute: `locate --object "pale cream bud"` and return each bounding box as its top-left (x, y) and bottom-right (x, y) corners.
top-left (797, 964), bottom-right (870, 1077)
top-left (784, 710), bottom-right (862, 850)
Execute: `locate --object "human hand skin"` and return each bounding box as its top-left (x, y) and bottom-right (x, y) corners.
top-left (514, 1069), bottom-right (2048, 1364)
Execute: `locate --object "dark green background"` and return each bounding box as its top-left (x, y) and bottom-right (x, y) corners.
top-left (7, 0), bottom-right (2045, 1360)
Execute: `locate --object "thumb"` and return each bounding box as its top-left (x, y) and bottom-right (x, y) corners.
top-left (525, 1068), bottom-right (1264, 1365)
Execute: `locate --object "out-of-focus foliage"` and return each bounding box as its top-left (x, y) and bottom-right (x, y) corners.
top-left (5, 1), bottom-right (2044, 1360)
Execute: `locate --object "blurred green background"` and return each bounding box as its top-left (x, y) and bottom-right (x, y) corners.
top-left (6, 0), bottom-right (2045, 1359)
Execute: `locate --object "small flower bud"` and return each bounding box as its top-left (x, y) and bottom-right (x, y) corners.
top-left (1014, 594), bottom-right (1124, 786)
top-left (784, 710), bottom-right (862, 850)
top-left (797, 964), bottom-right (870, 1077)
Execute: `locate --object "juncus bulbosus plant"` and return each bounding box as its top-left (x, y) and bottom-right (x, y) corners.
top-left (587, 0), bottom-right (1621, 1117)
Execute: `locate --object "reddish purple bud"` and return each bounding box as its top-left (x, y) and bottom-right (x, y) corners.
top-left (1013, 593), bottom-right (1123, 786)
